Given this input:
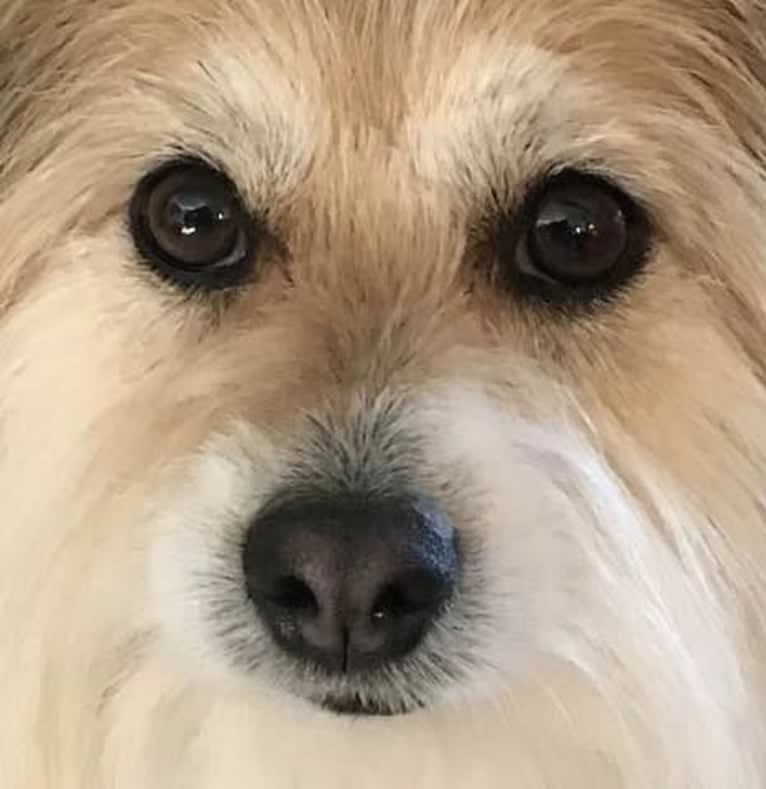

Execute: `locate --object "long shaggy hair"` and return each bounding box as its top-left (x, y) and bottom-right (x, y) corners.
top-left (3, 1), bottom-right (766, 786)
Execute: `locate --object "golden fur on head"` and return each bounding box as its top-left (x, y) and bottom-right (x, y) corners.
top-left (3, 1), bottom-right (766, 787)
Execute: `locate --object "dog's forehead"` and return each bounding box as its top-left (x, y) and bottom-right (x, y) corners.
top-left (1, 0), bottom-right (758, 191)
top-left (6, 0), bottom-right (755, 129)
top-left (5, 0), bottom-right (752, 206)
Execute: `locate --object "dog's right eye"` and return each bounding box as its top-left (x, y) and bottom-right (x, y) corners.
top-left (129, 159), bottom-right (259, 290)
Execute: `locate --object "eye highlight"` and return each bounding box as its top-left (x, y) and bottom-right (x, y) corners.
top-left (493, 170), bottom-right (652, 305)
top-left (129, 158), bottom-right (259, 290)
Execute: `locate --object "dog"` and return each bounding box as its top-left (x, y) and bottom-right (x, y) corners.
top-left (2, 1), bottom-right (766, 786)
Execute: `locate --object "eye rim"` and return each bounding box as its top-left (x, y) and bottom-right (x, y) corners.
top-left (491, 168), bottom-right (653, 308)
top-left (129, 156), bottom-right (261, 291)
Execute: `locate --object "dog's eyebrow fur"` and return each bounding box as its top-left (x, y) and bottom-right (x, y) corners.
top-left (1, 1), bottom-right (765, 138)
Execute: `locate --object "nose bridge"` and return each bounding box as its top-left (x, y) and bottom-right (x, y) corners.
top-left (306, 138), bottom-right (462, 295)
top-left (287, 144), bottom-right (468, 396)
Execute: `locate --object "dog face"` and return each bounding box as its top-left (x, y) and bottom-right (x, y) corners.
top-left (3, 1), bottom-right (766, 786)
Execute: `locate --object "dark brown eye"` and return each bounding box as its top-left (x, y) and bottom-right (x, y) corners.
top-left (130, 159), bottom-right (257, 289)
top-left (529, 178), bottom-right (628, 282)
top-left (495, 171), bottom-right (651, 305)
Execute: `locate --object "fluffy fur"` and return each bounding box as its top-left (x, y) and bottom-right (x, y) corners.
top-left (3, 1), bottom-right (766, 786)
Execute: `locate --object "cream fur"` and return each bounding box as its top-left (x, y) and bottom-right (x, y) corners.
top-left (3, 1), bottom-right (766, 787)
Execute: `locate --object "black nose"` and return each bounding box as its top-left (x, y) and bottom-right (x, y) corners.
top-left (243, 494), bottom-right (459, 674)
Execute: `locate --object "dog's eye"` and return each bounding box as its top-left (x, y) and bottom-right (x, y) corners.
top-left (495, 171), bottom-right (651, 304)
top-left (129, 160), bottom-right (257, 289)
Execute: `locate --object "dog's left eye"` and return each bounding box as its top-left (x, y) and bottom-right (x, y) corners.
top-left (129, 159), bottom-right (257, 290)
top-left (493, 171), bottom-right (651, 305)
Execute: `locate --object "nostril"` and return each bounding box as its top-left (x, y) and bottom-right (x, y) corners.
top-left (261, 575), bottom-right (319, 615)
top-left (371, 569), bottom-right (453, 622)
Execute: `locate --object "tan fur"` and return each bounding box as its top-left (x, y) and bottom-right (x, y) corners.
top-left (3, 1), bottom-right (766, 786)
